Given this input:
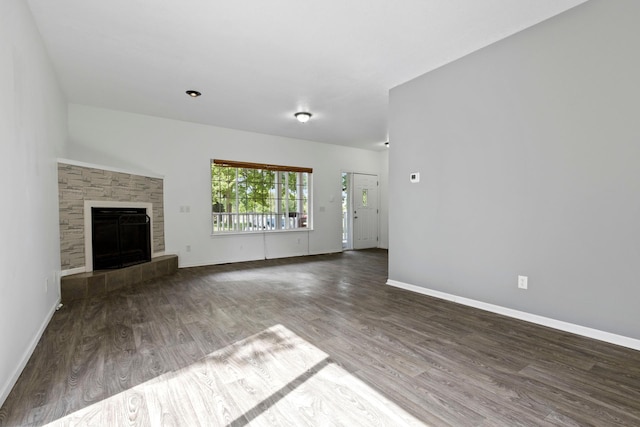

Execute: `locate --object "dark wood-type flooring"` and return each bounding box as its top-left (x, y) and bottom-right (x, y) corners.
top-left (1, 249), bottom-right (639, 426)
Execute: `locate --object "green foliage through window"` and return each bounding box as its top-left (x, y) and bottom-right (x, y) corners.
top-left (211, 160), bottom-right (311, 233)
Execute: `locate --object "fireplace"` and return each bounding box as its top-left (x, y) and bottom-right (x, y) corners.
top-left (91, 207), bottom-right (151, 270)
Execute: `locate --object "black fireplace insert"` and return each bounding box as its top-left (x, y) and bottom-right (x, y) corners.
top-left (91, 207), bottom-right (151, 270)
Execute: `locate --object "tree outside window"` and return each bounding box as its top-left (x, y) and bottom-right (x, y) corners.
top-left (211, 160), bottom-right (311, 233)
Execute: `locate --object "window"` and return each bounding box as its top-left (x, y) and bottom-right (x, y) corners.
top-left (211, 159), bottom-right (311, 233)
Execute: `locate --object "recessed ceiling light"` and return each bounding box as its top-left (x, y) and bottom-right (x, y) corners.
top-left (186, 90), bottom-right (201, 98)
top-left (294, 112), bottom-right (312, 123)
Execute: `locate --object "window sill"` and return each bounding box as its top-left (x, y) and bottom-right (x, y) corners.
top-left (210, 228), bottom-right (313, 237)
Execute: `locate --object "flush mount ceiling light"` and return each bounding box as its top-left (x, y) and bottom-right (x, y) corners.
top-left (294, 112), bottom-right (312, 123)
top-left (186, 90), bottom-right (201, 98)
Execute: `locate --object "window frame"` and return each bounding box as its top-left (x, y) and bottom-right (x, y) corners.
top-left (211, 159), bottom-right (312, 234)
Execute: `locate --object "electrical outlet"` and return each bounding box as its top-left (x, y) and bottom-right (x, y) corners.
top-left (518, 275), bottom-right (528, 290)
top-left (186, 245), bottom-right (191, 252)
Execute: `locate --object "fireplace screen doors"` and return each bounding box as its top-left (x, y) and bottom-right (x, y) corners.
top-left (91, 207), bottom-right (151, 270)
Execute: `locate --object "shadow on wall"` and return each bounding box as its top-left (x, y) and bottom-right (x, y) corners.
top-left (66, 141), bottom-right (162, 177)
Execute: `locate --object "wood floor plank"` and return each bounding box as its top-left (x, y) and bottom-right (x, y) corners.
top-left (416, 367), bottom-right (551, 426)
top-left (351, 368), bottom-right (454, 426)
top-left (356, 365), bottom-right (487, 426)
top-left (532, 359), bottom-right (640, 409)
top-left (519, 364), bottom-right (640, 423)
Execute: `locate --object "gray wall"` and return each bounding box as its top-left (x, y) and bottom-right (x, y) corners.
top-left (388, 0), bottom-right (640, 340)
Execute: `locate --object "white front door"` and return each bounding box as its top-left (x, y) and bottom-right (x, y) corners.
top-left (352, 173), bottom-right (378, 249)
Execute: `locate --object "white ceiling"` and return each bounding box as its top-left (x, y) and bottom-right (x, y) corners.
top-left (27, 0), bottom-right (587, 151)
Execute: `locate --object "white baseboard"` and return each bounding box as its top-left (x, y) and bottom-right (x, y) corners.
top-left (386, 279), bottom-right (640, 352)
top-left (0, 297), bottom-right (61, 407)
top-left (178, 255), bottom-right (265, 269)
top-left (178, 250), bottom-right (344, 269)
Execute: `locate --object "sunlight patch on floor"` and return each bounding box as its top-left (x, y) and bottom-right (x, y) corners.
top-left (45, 324), bottom-right (427, 426)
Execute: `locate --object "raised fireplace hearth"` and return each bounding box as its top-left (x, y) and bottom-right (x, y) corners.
top-left (61, 254), bottom-right (178, 301)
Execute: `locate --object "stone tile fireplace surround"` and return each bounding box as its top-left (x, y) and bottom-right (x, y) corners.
top-left (58, 160), bottom-right (166, 274)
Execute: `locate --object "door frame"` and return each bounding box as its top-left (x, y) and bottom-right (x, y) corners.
top-left (342, 171), bottom-right (379, 251)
